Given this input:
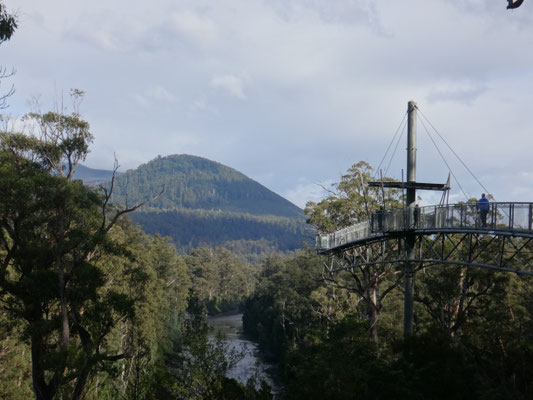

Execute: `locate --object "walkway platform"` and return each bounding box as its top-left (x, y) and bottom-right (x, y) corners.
top-left (316, 202), bottom-right (533, 255)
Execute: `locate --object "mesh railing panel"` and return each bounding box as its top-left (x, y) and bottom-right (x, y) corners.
top-left (315, 202), bottom-right (533, 251)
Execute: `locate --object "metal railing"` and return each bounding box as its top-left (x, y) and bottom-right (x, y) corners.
top-left (315, 202), bottom-right (533, 252)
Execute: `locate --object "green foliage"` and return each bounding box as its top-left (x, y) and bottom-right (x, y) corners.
top-left (220, 239), bottom-right (290, 264)
top-left (243, 250), bottom-right (403, 399)
top-left (109, 154), bottom-right (303, 218)
top-left (305, 161), bottom-right (404, 342)
top-left (78, 220), bottom-right (191, 400)
top-left (165, 314), bottom-right (245, 399)
top-left (23, 105), bottom-right (93, 179)
top-left (1, 126), bottom-right (126, 398)
top-left (0, 1), bottom-right (17, 44)
top-left (0, 102), bottom-right (191, 400)
top-left (98, 154), bottom-right (309, 255)
top-left (134, 313), bottom-right (273, 400)
top-left (0, 316), bottom-right (33, 399)
top-left (132, 208), bottom-right (308, 255)
top-left (388, 330), bottom-right (479, 400)
top-left (185, 247), bottom-right (256, 314)
top-left (305, 160), bottom-right (401, 232)
top-left (285, 317), bottom-right (398, 400)
top-left (416, 262), bottom-right (510, 336)
top-left (243, 250), bottom-right (326, 360)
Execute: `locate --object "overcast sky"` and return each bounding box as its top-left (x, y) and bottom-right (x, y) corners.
top-left (2, 0), bottom-right (533, 208)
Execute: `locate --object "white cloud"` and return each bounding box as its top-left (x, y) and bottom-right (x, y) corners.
top-left (133, 94), bottom-right (150, 108)
top-left (171, 10), bottom-right (218, 46)
top-left (146, 86), bottom-right (176, 102)
top-left (209, 75), bottom-right (246, 99)
top-left (132, 86), bottom-right (176, 108)
top-left (283, 181), bottom-right (333, 209)
top-left (427, 81), bottom-right (487, 104)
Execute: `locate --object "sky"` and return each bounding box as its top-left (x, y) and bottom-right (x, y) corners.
top-left (2, 0), bottom-right (533, 209)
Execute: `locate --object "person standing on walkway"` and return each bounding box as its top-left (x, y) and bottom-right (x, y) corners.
top-left (413, 204), bottom-right (420, 228)
top-left (477, 193), bottom-right (490, 228)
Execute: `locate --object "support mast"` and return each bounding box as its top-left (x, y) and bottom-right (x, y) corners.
top-left (367, 100), bottom-right (449, 339)
top-left (404, 101), bottom-right (417, 337)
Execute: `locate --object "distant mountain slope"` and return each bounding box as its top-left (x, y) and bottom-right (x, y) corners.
top-left (73, 164), bottom-right (117, 184)
top-left (109, 154), bottom-right (304, 218)
top-left (132, 209), bottom-right (306, 253)
top-left (80, 155), bottom-right (310, 257)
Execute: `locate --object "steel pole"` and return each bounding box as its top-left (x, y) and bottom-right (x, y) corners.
top-left (404, 100), bottom-right (417, 338)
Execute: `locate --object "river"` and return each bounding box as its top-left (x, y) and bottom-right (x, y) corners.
top-left (207, 313), bottom-right (281, 393)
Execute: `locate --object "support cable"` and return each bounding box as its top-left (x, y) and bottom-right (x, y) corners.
top-left (374, 112), bottom-right (407, 179)
top-left (418, 109), bottom-right (494, 200)
top-left (418, 116), bottom-right (470, 201)
top-left (384, 117), bottom-right (407, 177)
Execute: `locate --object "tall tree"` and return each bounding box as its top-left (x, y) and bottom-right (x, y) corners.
top-left (185, 246), bottom-right (255, 313)
top-left (305, 161), bottom-right (404, 342)
top-left (0, 94), bottom-right (159, 400)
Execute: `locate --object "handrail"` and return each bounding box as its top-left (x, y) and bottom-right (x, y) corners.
top-left (315, 202), bottom-right (533, 252)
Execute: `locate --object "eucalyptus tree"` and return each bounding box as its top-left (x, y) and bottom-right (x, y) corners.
top-left (305, 161), bottom-right (404, 342)
top-left (0, 93), bottom-right (161, 400)
top-left (185, 246), bottom-right (254, 313)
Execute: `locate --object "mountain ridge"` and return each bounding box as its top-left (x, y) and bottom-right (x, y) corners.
top-left (108, 154), bottom-right (304, 218)
top-left (77, 155), bottom-right (309, 256)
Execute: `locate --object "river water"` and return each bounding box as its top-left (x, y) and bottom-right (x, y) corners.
top-left (207, 313), bottom-right (281, 392)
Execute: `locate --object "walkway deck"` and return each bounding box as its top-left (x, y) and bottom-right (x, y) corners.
top-left (316, 202), bottom-right (533, 255)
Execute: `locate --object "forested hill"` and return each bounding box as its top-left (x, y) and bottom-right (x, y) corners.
top-left (86, 154), bottom-right (309, 258)
top-left (108, 154), bottom-right (303, 218)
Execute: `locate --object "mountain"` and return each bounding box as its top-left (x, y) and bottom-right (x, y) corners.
top-left (73, 164), bottom-right (117, 184)
top-left (108, 154), bottom-right (304, 218)
top-left (83, 155), bottom-right (309, 258)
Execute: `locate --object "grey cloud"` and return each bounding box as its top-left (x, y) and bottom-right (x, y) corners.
top-left (426, 83), bottom-right (487, 104)
top-left (5, 0), bottom-right (533, 210)
top-left (266, 0), bottom-right (386, 32)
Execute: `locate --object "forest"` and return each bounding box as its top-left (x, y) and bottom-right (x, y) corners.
top-left (106, 154), bottom-right (304, 219)
top-left (95, 154), bottom-right (309, 258)
top-left (130, 208), bottom-right (308, 256)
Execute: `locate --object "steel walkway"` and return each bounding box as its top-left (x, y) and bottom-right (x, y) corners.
top-left (316, 202), bottom-right (533, 276)
top-left (316, 202), bottom-right (533, 253)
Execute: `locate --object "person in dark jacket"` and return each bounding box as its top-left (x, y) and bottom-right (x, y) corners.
top-left (477, 193), bottom-right (490, 228)
top-left (413, 204), bottom-right (420, 228)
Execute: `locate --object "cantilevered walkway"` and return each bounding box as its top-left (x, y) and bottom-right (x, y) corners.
top-left (317, 202), bottom-right (533, 253)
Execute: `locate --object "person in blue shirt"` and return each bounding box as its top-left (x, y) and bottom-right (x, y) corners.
top-left (477, 193), bottom-right (490, 228)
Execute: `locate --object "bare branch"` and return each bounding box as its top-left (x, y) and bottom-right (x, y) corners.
top-left (99, 154), bottom-right (165, 233)
top-left (315, 181), bottom-right (337, 196)
top-left (99, 156), bottom-right (120, 231)
top-left (104, 185), bottom-right (165, 234)
top-left (0, 66), bottom-right (15, 109)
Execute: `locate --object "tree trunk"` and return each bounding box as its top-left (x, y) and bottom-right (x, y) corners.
top-left (58, 257), bottom-right (70, 350)
top-left (57, 208), bottom-right (70, 351)
top-left (31, 331), bottom-right (52, 400)
top-left (71, 366), bottom-right (91, 400)
top-left (367, 286), bottom-right (380, 343)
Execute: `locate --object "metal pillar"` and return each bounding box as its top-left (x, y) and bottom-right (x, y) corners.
top-left (404, 101), bottom-right (417, 338)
